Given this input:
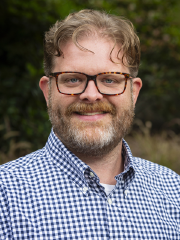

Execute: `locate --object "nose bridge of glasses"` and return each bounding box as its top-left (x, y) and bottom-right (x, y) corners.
top-left (83, 74), bottom-right (99, 93)
top-left (85, 74), bottom-right (98, 89)
top-left (86, 74), bottom-right (97, 83)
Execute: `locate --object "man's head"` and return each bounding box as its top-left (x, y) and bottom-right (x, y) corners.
top-left (43, 9), bottom-right (140, 78)
top-left (40, 9), bottom-right (142, 157)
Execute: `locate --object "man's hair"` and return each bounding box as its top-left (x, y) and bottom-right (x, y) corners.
top-left (43, 9), bottom-right (140, 77)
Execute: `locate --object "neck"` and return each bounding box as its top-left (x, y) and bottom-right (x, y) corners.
top-left (75, 141), bottom-right (123, 185)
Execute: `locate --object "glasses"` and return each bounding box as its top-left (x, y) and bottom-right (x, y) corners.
top-left (49, 71), bottom-right (133, 96)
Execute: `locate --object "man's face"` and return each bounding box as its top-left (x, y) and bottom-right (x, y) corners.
top-left (40, 36), bottom-right (142, 156)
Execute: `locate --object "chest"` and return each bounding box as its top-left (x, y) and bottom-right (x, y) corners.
top-left (7, 177), bottom-right (179, 239)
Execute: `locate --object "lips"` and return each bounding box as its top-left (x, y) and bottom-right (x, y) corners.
top-left (76, 112), bottom-right (105, 116)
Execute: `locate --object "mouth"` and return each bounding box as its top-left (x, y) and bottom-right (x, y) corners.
top-left (76, 112), bottom-right (105, 116)
top-left (66, 102), bottom-right (116, 118)
top-left (73, 111), bottom-right (109, 122)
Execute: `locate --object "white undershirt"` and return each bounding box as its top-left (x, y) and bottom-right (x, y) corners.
top-left (100, 183), bottom-right (115, 195)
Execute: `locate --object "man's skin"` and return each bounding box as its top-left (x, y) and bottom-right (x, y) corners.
top-left (39, 35), bottom-right (142, 185)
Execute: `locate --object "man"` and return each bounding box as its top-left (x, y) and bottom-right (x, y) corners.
top-left (0, 9), bottom-right (179, 239)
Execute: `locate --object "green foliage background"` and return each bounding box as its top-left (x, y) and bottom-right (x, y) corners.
top-left (1, 0), bottom-right (180, 168)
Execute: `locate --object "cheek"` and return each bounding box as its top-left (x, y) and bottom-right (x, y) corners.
top-left (53, 95), bottom-right (77, 113)
top-left (107, 93), bottom-right (132, 109)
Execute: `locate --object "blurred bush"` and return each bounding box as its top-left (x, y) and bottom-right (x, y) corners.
top-left (0, 120), bottom-right (32, 164)
top-left (125, 120), bottom-right (180, 175)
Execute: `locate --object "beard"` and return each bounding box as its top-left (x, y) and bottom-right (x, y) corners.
top-left (48, 95), bottom-right (134, 157)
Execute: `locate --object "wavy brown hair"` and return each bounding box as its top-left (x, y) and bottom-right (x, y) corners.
top-left (44, 9), bottom-right (140, 77)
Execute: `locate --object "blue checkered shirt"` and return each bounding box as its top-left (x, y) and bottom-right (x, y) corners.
top-left (0, 130), bottom-right (180, 239)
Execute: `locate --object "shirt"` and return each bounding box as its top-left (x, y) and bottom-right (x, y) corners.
top-left (0, 129), bottom-right (180, 239)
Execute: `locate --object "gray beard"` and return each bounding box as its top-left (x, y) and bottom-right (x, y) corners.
top-left (48, 100), bottom-right (134, 157)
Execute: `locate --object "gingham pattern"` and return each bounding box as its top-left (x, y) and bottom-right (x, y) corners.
top-left (0, 129), bottom-right (180, 239)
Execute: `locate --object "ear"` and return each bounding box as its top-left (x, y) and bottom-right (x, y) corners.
top-left (39, 76), bottom-right (49, 106)
top-left (132, 77), bottom-right (142, 105)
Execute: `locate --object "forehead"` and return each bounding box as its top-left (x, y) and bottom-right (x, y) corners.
top-left (53, 36), bottom-right (129, 74)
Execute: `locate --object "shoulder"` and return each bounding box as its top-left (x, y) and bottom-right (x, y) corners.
top-left (134, 156), bottom-right (179, 179)
top-left (0, 147), bottom-right (46, 169)
top-left (123, 138), bottom-right (180, 192)
top-left (0, 147), bottom-right (48, 183)
top-left (133, 157), bottom-right (180, 203)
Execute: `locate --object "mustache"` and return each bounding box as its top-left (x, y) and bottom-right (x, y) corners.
top-left (65, 102), bottom-right (116, 116)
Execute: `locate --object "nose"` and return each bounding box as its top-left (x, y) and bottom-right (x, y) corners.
top-left (79, 80), bottom-right (103, 102)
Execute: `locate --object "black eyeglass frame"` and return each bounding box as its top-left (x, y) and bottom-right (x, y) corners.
top-left (49, 71), bottom-right (133, 96)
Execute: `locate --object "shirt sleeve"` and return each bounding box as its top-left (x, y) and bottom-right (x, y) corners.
top-left (0, 184), bottom-right (12, 239)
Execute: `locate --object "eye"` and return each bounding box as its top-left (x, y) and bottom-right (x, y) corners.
top-left (69, 78), bottom-right (79, 83)
top-left (63, 77), bottom-right (82, 84)
top-left (101, 78), bottom-right (117, 84)
top-left (104, 78), bottom-right (114, 84)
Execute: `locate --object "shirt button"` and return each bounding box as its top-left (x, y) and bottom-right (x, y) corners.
top-left (90, 172), bottom-right (94, 177)
top-left (124, 190), bottom-right (128, 196)
top-left (108, 198), bottom-right (112, 205)
top-left (83, 187), bottom-right (88, 193)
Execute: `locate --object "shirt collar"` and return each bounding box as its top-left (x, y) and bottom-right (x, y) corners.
top-left (45, 129), bottom-right (89, 188)
top-left (45, 129), bottom-right (137, 188)
top-left (122, 139), bottom-right (137, 171)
